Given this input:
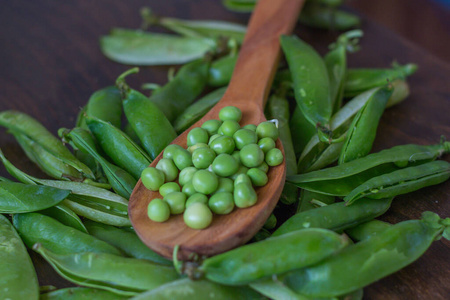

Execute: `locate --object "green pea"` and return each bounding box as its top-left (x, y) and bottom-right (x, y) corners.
top-left (231, 150), bottom-right (241, 164)
top-left (212, 154), bottom-right (239, 177)
top-left (159, 182), bottom-right (181, 197)
top-left (208, 133), bottom-right (222, 145)
top-left (163, 144), bottom-right (184, 160)
top-left (265, 148), bottom-right (284, 166)
top-left (210, 135), bottom-right (236, 155)
top-left (240, 144), bottom-right (265, 168)
top-left (172, 148), bottom-right (193, 170)
top-left (229, 165), bottom-right (249, 180)
top-left (156, 158), bottom-right (178, 182)
top-left (233, 129), bottom-right (258, 150)
top-left (163, 192), bottom-right (186, 215)
top-left (192, 147), bottom-right (216, 169)
top-left (147, 199), bottom-right (170, 222)
top-left (209, 192), bottom-right (235, 214)
top-left (183, 202), bottom-right (213, 229)
top-left (234, 173), bottom-right (252, 186)
top-left (182, 182), bottom-right (197, 197)
top-left (258, 137), bottom-right (276, 153)
top-left (187, 127), bottom-right (209, 147)
top-left (188, 143), bottom-right (209, 153)
top-left (234, 183), bottom-right (257, 208)
top-left (257, 162), bottom-right (269, 173)
top-left (218, 120), bottom-right (241, 137)
top-left (243, 124), bottom-right (257, 132)
top-left (219, 106), bottom-right (242, 122)
top-left (141, 167), bottom-right (165, 191)
top-left (247, 168), bottom-right (268, 186)
top-left (256, 121), bottom-right (279, 140)
top-left (201, 120), bottom-right (222, 136)
top-left (215, 177), bottom-right (234, 194)
top-left (192, 170), bottom-right (219, 195)
top-left (186, 193), bottom-right (208, 207)
top-left (179, 167), bottom-right (198, 186)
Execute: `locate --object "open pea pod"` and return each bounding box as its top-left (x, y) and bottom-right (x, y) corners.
top-left (345, 160), bottom-right (450, 205)
top-left (290, 141), bottom-right (450, 196)
top-left (0, 181), bottom-right (69, 213)
top-left (0, 214), bottom-right (39, 300)
top-left (40, 287), bottom-right (128, 300)
top-left (280, 212), bottom-right (450, 298)
top-left (100, 28), bottom-right (216, 66)
top-left (0, 110), bottom-right (94, 179)
top-left (34, 244), bottom-right (180, 296)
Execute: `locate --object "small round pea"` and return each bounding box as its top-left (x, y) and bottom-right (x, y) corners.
top-left (219, 106), bottom-right (242, 122)
top-left (156, 158), bottom-right (178, 182)
top-left (182, 182), bottom-right (196, 197)
top-left (258, 137), bottom-right (276, 153)
top-left (187, 127), bottom-right (209, 147)
top-left (234, 173), bottom-right (252, 186)
top-left (210, 135), bottom-right (236, 155)
top-left (192, 148), bottom-right (216, 169)
top-left (147, 199), bottom-right (170, 222)
top-left (201, 119), bottom-right (222, 136)
top-left (257, 162), bottom-right (269, 173)
top-left (179, 167), bottom-right (197, 186)
top-left (208, 134), bottom-right (222, 145)
top-left (172, 148), bottom-right (193, 170)
top-left (186, 193), bottom-right (208, 207)
top-left (218, 120), bottom-right (240, 137)
top-left (183, 202), bottom-right (213, 229)
top-left (243, 124), bottom-right (257, 132)
top-left (159, 182), bottom-right (181, 197)
top-left (256, 121), bottom-right (279, 140)
top-left (211, 153), bottom-right (239, 177)
top-left (231, 151), bottom-right (241, 164)
top-left (265, 148), bottom-right (284, 166)
top-left (163, 192), bottom-right (186, 215)
top-left (247, 168), bottom-right (268, 186)
top-left (215, 177), bottom-right (234, 194)
top-left (234, 183), bottom-right (257, 208)
top-left (192, 170), bottom-right (219, 195)
top-left (240, 144), bottom-right (265, 168)
top-left (141, 167), bottom-right (165, 191)
top-left (229, 165), bottom-right (249, 180)
top-left (233, 129), bottom-right (258, 150)
top-left (163, 144), bottom-right (184, 160)
top-left (209, 192), bottom-right (235, 214)
top-left (188, 143), bottom-right (209, 153)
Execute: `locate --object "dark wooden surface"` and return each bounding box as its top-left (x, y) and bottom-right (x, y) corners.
top-left (0, 0), bottom-right (449, 299)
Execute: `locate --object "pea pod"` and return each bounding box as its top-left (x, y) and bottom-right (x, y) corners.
top-left (40, 203), bottom-right (88, 233)
top-left (289, 106), bottom-right (317, 157)
top-left (338, 85), bottom-right (392, 163)
top-left (13, 213), bottom-right (122, 255)
top-left (222, 0), bottom-right (256, 12)
top-left (86, 116), bottom-right (152, 179)
top-left (200, 228), bottom-right (349, 285)
top-left (84, 220), bottom-right (171, 265)
top-left (280, 212), bottom-right (450, 297)
top-left (100, 28), bottom-right (216, 66)
top-left (34, 244), bottom-right (180, 296)
top-left (345, 219), bottom-right (392, 242)
top-left (86, 86), bottom-right (123, 128)
top-left (0, 214), bottom-right (39, 300)
top-left (344, 160), bottom-right (450, 205)
top-left (273, 197), bottom-right (393, 237)
top-left (0, 110), bottom-right (94, 179)
top-left (290, 141), bottom-right (450, 196)
top-left (131, 278), bottom-right (263, 300)
top-left (298, 3), bottom-right (361, 31)
top-left (0, 181), bottom-right (69, 213)
top-left (208, 54), bottom-right (238, 87)
top-left (297, 189), bottom-right (335, 213)
top-left (40, 287), bottom-right (128, 300)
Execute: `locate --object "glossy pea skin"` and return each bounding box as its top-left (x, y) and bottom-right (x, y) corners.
top-left (172, 148), bottom-right (193, 170)
top-left (256, 121), bottom-right (279, 141)
top-left (163, 144), bottom-right (184, 160)
top-left (178, 167), bottom-right (198, 186)
top-left (265, 148), bottom-right (284, 166)
top-left (182, 182), bottom-right (197, 197)
top-left (219, 106), bottom-right (242, 122)
top-left (208, 192), bottom-right (235, 214)
top-left (187, 127), bottom-right (209, 146)
top-left (257, 162), bottom-right (269, 173)
top-left (156, 158), bottom-right (179, 182)
top-left (148, 199), bottom-right (170, 222)
top-left (234, 182), bottom-right (257, 208)
top-left (183, 202), bottom-right (213, 229)
top-left (192, 147), bottom-right (216, 169)
top-left (159, 182), bottom-right (181, 197)
top-left (218, 120), bottom-right (241, 137)
top-left (208, 133), bottom-right (222, 145)
top-left (243, 124), bottom-right (257, 132)
top-left (192, 170), bottom-right (219, 194)
top-left (208, 55), bottom-right (238, 87)
top-left (85, 86), bottom-right (122, 128)
top-left (163, 192), bottom-right (186, 214)
top-left (141, 167), bottom-right (165, 191)
top-left (240, 144), bottom-right (265, 168)
top-left (257, 137), bottom-right (276, 153)
top-left (233, 129), bottom-right (258, 150)
top-left (247, 168), bottom-right (268, 186)
top-left (186, 193), bottom-right (208, 207)
top-left (215, 177), bottom-right (234, 193)
top-left (201, 119), bottom-right (223, 136)
top-left (234, 173), bottom-right (252, 186)
top-left (212, 153), bottom-right (239, 177)
top-left (210, 135), bottom-right (236, 155)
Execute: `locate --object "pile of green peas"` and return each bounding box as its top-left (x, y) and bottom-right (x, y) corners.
top-left (141, 106), bottom-right (284, 229)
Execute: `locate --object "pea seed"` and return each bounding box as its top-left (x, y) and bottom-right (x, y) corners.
top-left (179, 167), bottom-right (198, 186)
top-left (188, 143), bottom-right (209, 153)
top-left (163, 192), bottom-right (186, 215)
top-left (208, 134), bottom-right (222, 145)
top-left (192, 170), bottom-right (219, 195)
top-left (201, 119), bottom-right (222, 136)
top-left (182, 182), bottom-right (197, 197)
top-left (234, 183), bottom-right (257, 208)
top-left (243, 124), bottom-right (257, 132)
top-left (210, 135), bottom-right (235, 155)
top-left (141, 167), bottom-right (165, 191)
top-left (212, 154), bottom-right (239, 177)
top-left (240, 144), bottom-right (265, 168)
top-left (209, 192), bottom-right (235, 214)
top-left (215, 177), bottom-right (234, 194)
top-left (234, 173), bottom-right (252, 186)
top-left (257, 162), bottom-right (269, 173)
top-left (247, 168), bottom-right (268, 186)
top-left (147, 199), bottom-right (170, 222)
top-left (187, 127), bottom-right (209, 147)
top-left (192, 148), bottom-right (216, 169)
top-left (219, 106), bottom-right (242, 122)
top-left (163, 144), bottom-right (184, 160)
top-left (159, 182), bottom-right (181, 197)
top-left (183, 202), bottom-right (213, 229)
top-left (256, 121), bottom-right (279, 140)
top-left (156, 158), bottom-right (178, 182)
top-left (218, 120), bottom-right (240, 137)
top-left (173, 148), bottom-right (193, 170)
top-left (266, 148), bottom-right (284, 166)
top-left (258, 137), bottom-right (276, 153)
top-left (233, 129), bottom-right (258, 150)
top-left (186, 193), bottom-right (208, 207)
top-left (229, 165), bottom-right (249, 180)
top-left (231, 150), bottom-right (241, 164)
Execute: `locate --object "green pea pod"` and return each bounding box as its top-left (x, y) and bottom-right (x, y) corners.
top-left (34, 244), bottom-right (180, 296)
top-left (345, 160), bottom-right (450, 205)
top-left (298, 3), bottom-right (361, 31)
top-left (0, 181), bottom-right (69, 213)
top-left (386, 79), bottom-right (410, 107)
top-left (60, 127), bottom-right (136, 198)
top-left (297, 189), bottom-right (335, 213)
top-left (281, 212), bottom-right (449, 297)
top-left (0, 214), bottom-right (39, 300)
top-left (40, 287), bottom-right (128, 300)
top-left (249, 280), bottom-right (314, 300)
top-left (84, 220), bottom-right (171, 265)
top-left (40, 204), bottom-right (88, 233)
top-left (86, 86), bottom-right (123, 128)
top-left (13, 213), bottom-right (122, 255)
top-left (289, 141), bottom-right (450, 196)
top-left (131, 278), bottom-right (263, 300)
top-left (0, 110), bottom-right (94, 179)
top-left (173, 87), bottom-right (227, 133)
top-left (100, 28), bottom-right (216, 66)
top-left (222, 0), bottom-right (256, 12)
top-left (345, 219), bottom-right (392, 242)
top-left (200, 228), bottom-right (349, 285)
top-left (208, 55), bottom-right (238, 87)
top-left (338, 85), bottom-right (392, 164)
top-left (290, 106), bottom-right (317, 157)
top-left (281, 35), bottom-right (332, 135)
top-left (273, 197), bottom-right (393, 237)
top-left (344, 63), bottom-right (418, 98)
top-left (86, 116), bottom-right (152, 179)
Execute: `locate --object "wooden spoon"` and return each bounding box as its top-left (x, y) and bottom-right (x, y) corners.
top-left (129, 0), bottom-right (305, 260)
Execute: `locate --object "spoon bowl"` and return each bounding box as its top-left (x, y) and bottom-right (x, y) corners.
top-left (129, 0), bottom-right (305, 260)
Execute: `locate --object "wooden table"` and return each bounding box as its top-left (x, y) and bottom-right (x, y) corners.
top-left (1, 1), bottom-right (449, 299)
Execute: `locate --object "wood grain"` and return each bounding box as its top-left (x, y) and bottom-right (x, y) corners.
top-left (0, 0), bottom-right (449, 299)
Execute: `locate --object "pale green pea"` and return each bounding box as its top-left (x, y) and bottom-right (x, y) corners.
top-left (173, 148), bottom-right (193, 170)
top-left (182, 182), bottom-right (197, 197)
top-left (202, 120), bottom-right (222, 136)
top-left (187, 127), bottom-right (209, 147)
top-left (186, 193), bottom-right (208, 207)
top-left (159, 182), bottom-right (181, 197)
top-left (233, 129), bottom-right (258, 150)
top-left (256, 121), bottom-right (279, 140)
top-left (192, 170), bottom-right (219, 195)
top-left (147, 199), bottom-right (170, 222)
top-left (234, 173), bottom-right (252, 186)
top-left (218, 120), bottom-right (241, 137)
top-left (163, 144), bottom-right (183, 160)
top-left (247, 168), bottom-right (268, 186)
top-left (240, 144), bottom-right (265, 168)
top-left (163, 192), bottom-right (186, 215)
top-left (141, 167), bottom-right (165, 191)
top-left (188, 143), bottom-right (209, 153)
top-left (258, 137), bottom-right (276, 153)
top-left (266, 148), bottom-right (284, 166)
top-left (156, 158), bottom-right (178, 182)
top-left (243, 124), bottom-right (257, 132)
top-left (234, 183), bottom-right (257, 208)
top-left (209, 192), bottom-right (235, 214)
top-left (219, 106), bottom-right (242, 122)
top-left (257, 162), bottom-right (269, 173)
top-left (208, 134), bottom-right (222, 145)
top-left (183, 202), bottom-right (213, 229)
top-left (230, 165), bottom-right (249, 180)
top-left (215, 177), bottom-right (234, 194)
top-left (210, 135), bottom-right (236, 155)
top-left (212, 153), bottom-right (239, 177)
top-left (179, 167), bottom-right (198, 186)
top-left (192, 148), bottom-right (216, 169)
